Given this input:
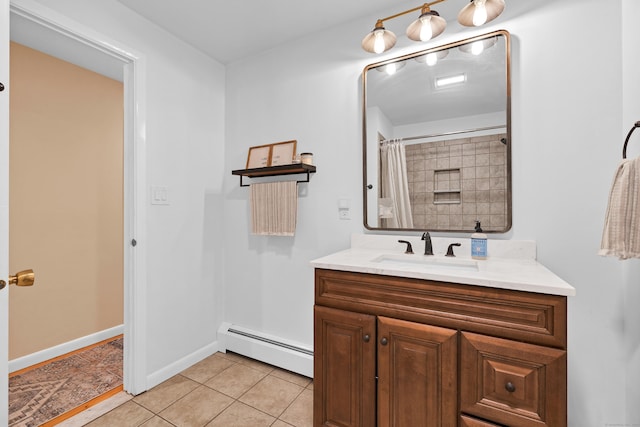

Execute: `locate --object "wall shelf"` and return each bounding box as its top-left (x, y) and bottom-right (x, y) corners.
top-left (232, 163), bottom-right (316, 187)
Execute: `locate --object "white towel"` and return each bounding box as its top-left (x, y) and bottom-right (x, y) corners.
top-left (599, 157), bottom-right (640, 259)
top-left (250, 181), bottom-right (298, 236)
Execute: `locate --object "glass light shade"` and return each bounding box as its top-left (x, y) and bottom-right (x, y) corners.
top-left (362, 22), bottom-right (397, 54)
top-left (414, 49), bottom-right (449, 66)
top-left (406, 11), bottom-right (446, 42)
top-left (458, 0), bottom-right (505, 27)
top-left (458, 36), bottom-right (497, 54)
top-left (374, 61), bottom-right (406, 75)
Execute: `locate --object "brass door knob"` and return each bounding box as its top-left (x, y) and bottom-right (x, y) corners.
top-left (9, 269), bottom-right (35, 287)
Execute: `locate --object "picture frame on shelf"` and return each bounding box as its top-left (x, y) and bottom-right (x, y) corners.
top-left (246, 144), bottom-right (272, 169)
top-left (269, 140), bottom-right (297, 166)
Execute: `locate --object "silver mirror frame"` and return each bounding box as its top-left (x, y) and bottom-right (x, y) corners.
top-left (362, 30), bottom-right (511, 233)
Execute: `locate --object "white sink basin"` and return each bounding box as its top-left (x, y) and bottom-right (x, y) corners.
top-left (371, 254), bottom-right (479, 272)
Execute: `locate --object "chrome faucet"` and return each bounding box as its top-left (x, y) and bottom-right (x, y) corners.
top-left (421, 232), bottom-right (433, 255)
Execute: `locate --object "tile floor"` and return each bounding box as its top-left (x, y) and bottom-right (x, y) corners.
top-left (77, 351), bottom-right (313, 427)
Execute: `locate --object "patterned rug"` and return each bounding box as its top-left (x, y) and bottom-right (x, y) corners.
top-left (9, 337), bottom-right (123, 427)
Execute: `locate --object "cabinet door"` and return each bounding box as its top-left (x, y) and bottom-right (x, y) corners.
top-left (460, 332), bottom-right (567, 427)
top-left (314, 305), bottom-right (376, 427)
top-left (460, 415), bottom-right (503, 426)
top-left (377, 316), bottom-right (458, 427)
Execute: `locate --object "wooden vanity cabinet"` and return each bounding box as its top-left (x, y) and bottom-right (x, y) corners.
top-left (313, 268), bottom-right (568, 427)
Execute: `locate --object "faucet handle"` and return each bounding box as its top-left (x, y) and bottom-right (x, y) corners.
top-left (398, 240), bottom-right (414, 254)
top-left (445, 243), bottom-right (461, 257)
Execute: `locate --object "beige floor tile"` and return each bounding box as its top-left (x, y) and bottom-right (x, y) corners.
top-left (205, 401), bottom-right (275, 426)
top-left (306, 382), bottom-right (313, 390)
top-left (235, 356), bottom-right (276, 374)
top-left (140, 415), bottom-right (175, 427)
top-left (270, 368), bottom-right (312, 388)
top-left (180, 354), bottom-right (236, 383)
top-left (271, 420), bottom-right (294, 427)
top-left (134, 374), bottom-right (200, 413)
top-left (279, 388), bottom-right (313, 427)
top-left (160, 385), bottom-right (234, 426)
top-left (214, 351), bottom-right (247, 363)
top-left (239, 375), bottom-right (304, 417)
top-left (205, 363), bottom-right (268, 398)
top-left (85, 401), bottom-right (153, 427)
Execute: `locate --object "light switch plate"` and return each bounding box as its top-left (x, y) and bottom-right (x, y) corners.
top-left (151, 186), bottom-right (169, 205)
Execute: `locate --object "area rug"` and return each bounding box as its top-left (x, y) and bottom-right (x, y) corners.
top-left (8, 336), bottom-right (123, 427)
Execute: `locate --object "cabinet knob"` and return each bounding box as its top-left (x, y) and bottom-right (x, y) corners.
top-left (363, 334), bottom-right (370, 343)
top-left (505, 382), bottom-right (516, 393)
top-left (380, 337), bottom-right (388, 345)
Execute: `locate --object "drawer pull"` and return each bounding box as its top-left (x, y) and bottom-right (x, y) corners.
top-left (380, 337), bottom-right (388, 345)
top-left (505, 382), bottom-right (516, 393)
top-left (363, 334), bottom-right (370, 343)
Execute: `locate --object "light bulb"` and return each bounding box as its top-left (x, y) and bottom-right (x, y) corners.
top-left (419, 16), bottom-right (433, 41)
top-left (426, 52), bottom-right (438, 66)
top-left (471, 40), bottom-right (484, 55)
top-left (473, 0), bottom-right (488, 26)
top-left (385, 63), bottom-right (398, 75)
top-left (373, 30), bottom-right (386, 54)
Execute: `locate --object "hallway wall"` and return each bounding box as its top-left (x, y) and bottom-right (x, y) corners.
top-left (9, 41), bottom-right (123, 359)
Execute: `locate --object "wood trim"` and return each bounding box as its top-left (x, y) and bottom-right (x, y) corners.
top-left (41, 386), bottom-right (124, 427)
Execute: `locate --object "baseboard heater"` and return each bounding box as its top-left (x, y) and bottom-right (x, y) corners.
top-left (218, 322), bottom-right (313, 378)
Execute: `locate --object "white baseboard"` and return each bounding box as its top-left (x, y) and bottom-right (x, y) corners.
top-left (145, 341), bottom-right (220, 390)
top-left (217, 322), bottom-right (313, 378)
top-left (9, 325), bottom-right (124, 374)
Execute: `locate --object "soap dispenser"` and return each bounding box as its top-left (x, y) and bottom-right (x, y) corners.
top-left (471, 220), bottom-right (488, 260)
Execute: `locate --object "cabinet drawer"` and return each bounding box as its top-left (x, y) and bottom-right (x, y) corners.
top-left (460, 332), bottom-right (566, 427)
top-left (315, 269), bottom-right (567, 348)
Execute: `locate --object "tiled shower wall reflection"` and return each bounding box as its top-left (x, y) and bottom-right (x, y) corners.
top-left (405, 134), bottom-right (508, 231)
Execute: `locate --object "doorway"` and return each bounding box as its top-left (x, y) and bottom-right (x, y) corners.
top-left (7, 1), bottom-right (148, 397)
top-left (9, 39), bottom-right (124, 360)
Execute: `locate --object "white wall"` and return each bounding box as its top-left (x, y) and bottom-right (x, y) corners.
top-left (622, 0), bottom-right (640, 423)
top-left (28, 0), bottom-right (227, 387)
top-left (225, 0), bottom-right (638, 425)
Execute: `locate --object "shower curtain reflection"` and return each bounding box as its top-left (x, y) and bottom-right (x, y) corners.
top-left (380, 139), bottom-right (414, 228)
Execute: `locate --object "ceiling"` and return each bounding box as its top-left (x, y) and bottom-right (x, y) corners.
top-left (115, 0), bottom-right (424, 64)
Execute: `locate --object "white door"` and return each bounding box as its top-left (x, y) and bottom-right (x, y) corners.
top-left (1, 0), bottom-right (10, 424)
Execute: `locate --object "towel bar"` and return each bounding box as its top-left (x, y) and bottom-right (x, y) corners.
top-left (623, 121), bottom-right (640, 159)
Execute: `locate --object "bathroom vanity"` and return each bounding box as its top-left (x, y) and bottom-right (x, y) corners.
top-left (311, 234), bottom-right (575, 427)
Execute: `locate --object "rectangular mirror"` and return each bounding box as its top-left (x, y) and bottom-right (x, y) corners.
top-left (363, 30), bottom-right (511, 233)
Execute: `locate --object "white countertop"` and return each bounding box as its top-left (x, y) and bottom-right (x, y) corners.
top-left (311, 234), bottom-right (576, 297)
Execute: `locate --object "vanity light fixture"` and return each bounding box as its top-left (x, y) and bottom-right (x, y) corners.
top-left (375, 60), bottom-right (407, 75)
top-left (415, 49), bottom-right (449, 66)
top-left (458, 35), bottom-right (498, 55)
top-left (362, 0), bottom-right (505, 54)
top-left (458, 0), bottom-right (505, 27)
